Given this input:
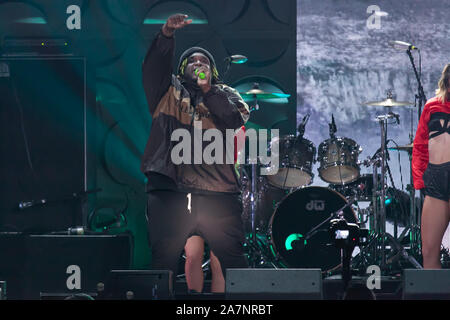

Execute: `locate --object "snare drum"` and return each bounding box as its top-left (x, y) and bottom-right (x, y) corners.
top-left (268, 186), bottom-right (357, 271)
top-left (317, 137), bottom-right (362, 185)
top-left (266, 135), bottom-right (316, 189)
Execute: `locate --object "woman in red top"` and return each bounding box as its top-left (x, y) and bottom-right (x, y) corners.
top-left (412, 63), bottom-right (450, 269)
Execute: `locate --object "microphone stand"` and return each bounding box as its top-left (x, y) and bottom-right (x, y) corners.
top-left (222, 58), bottom-right (232, 83)
top-left (303, 196), bottom-right (357, 250)
top-left (303, 196), bottom-right (358, 291)
top-left (406, 49), bottom-right (426, 117)
top-left (405, 48), bottom-right (426, 257)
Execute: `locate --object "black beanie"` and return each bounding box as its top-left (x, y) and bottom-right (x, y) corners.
top-left (177, 46), bottom-right (220, 83)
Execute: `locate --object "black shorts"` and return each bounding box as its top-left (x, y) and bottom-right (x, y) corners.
top-left (146, 190), bottom-right (248, 277)
top-left (423, 162), bottom-right (450, 201)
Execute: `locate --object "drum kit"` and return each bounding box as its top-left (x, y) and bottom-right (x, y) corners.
top-left (239, 87), bottom-right (423, 276)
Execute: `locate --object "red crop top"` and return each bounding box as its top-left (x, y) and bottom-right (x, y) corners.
top-left (412, 97), bottom-right (450, 190)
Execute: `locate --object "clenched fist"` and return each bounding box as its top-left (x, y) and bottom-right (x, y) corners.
top-left (162, 14), bottom-right (192, 37)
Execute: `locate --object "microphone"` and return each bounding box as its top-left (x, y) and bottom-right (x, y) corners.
top-left (67, 226), bottom-right (87, 235)
top-left (225, 55), bottom-right (248, 64)
top-left (329, 114), bottom-right (337, 138)
top-left (297, 113), bottom-right (310, 138)
top-left (393, 113), bottom-right (400, 124)
top-left (388, 40), bottom-right (418, 51)
top-left (18, 199), bottom-right (47, 210)
top-left (194, 69), bottom-right (206, 80)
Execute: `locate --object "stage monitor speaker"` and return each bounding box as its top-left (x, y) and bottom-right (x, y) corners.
top-left (105, 270), bottom-right (173, 300)
top-left (225, 269), bottom-right (323, 300)
top-left (403, 269), bottom-right (450, 300)
top-left (40, 292), bottom-right (98, 300)
top-left (20, 234), bottom-right (132, 300)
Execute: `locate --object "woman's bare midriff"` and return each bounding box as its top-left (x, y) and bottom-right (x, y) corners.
top-left (428, 129), bottom-right (450, 164)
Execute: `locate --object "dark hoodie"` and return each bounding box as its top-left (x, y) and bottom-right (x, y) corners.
top-left (141, 30), bottom-right (250, 194)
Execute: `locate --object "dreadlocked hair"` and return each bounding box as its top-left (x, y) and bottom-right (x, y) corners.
top-left (178, 58), bottom-right (188, 76)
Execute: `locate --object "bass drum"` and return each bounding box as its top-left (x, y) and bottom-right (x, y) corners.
top-left (268, 186), bottom-right (357, 271)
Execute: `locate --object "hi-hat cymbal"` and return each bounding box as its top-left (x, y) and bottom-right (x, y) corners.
top-left (389, 143), bottom-right (413, 152)
top-left (362, 98), bottom-right (413, 107)
top-left (240, 88), bottom-right (291, 100)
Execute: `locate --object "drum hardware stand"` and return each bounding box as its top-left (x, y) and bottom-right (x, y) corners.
top-left (349, 154), bottom-right (383, 270)
top-left (385, 233), bottom-right (423, 269)
top-left (401, 47), bottom-right (426, 258)
top-left (395, 146), bottom-right (421, 258)
top-left (371, 114), bottom-right (422, 272)
top-left (384, 147), bottom-right (406, 241)
top-left (243, 162), bottom-right (277, 268)
top-left (245, 161), bottom-right (260, 267)
top-left (399, 49), bottom-right (425, 256)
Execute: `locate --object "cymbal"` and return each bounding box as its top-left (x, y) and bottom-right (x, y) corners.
top-left (389, 143), bottom-right (413, 152)
top-left (362, 98), bottom-right (413, 107)
top-left (240, 89), bottom-right (291, 100)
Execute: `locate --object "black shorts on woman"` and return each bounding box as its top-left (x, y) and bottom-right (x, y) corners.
top-left (423, 161), bottom-right (450, 201)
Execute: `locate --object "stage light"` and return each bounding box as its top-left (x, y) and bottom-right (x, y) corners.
top-left (143, 18), bottom-right (207, 25)
top-left (15, 17), bottom-right (47, 24)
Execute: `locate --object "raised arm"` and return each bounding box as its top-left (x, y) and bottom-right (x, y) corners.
top-left (142, 14), bottom-right (192, 115)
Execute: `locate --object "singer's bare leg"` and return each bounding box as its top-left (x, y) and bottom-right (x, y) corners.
top-left (209, 250), bottom-right (225, 293)
top-left (184, 236), bottom-right (225, 293)
top-left (184, 236), bottom-right (205, 292)
top-left (421, 196), bottom-right (450, 269)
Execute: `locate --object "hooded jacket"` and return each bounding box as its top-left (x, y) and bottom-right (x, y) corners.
top-left (141, 30), bottom-right (250, 193)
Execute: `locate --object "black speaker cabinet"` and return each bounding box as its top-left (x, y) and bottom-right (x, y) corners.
top-left (0, 233), bottom-right (27, 299)
top-left (0, 56), bottom-right (95, 233)
top-left (0, 234), bottom-right (132, 300)
top-left (403, 269), bottom-right (450, 300)
top-left (225, 269), bottom-right (323, 300)
top-left (105, 270), bottom-right (173, 300)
